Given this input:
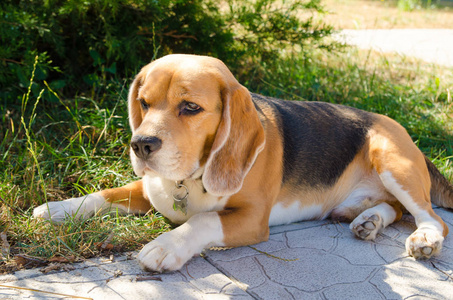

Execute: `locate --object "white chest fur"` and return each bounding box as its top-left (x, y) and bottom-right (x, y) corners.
top-left (142, 174), bottom-right (229, 224)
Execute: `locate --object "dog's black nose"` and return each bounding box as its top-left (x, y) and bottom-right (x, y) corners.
top-left (130, 135), bottom-right (162, 160)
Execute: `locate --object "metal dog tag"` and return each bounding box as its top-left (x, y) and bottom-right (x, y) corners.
top-left (172, 181), bottom-right (189, 215)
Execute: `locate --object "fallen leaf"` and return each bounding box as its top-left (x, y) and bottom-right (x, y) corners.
top-left (49, 255), bottom-right (76, 263)
top-left (95, 242), bottom-right (114, 251)
top-left (1, 232), bottom-right (10, 258)
top-left (40, 263), bottom-right (75, 274)
top-left (113, 269), bottom-right (123, 277)
top-left (40, 263), bottom-right (61, 274)
top-left (14, 255), bottom-right (47, 269)
top-left (96, 232), bottom-right (115, 251)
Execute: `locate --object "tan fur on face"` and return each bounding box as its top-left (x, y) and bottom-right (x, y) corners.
top-left (128, 55), bottom-right (237, 181)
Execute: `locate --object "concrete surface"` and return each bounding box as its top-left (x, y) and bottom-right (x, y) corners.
top-left (1, 29), bottom-right (453, 299)
top-left (337, 29), bottom-right (453, 67)
top-left (0, 207), bottom-right (452, 299)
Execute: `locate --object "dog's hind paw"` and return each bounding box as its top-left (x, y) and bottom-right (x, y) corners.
top-left (406, 228), bottom-right (443, 259)
top-left (350, 214), bottom-right (383, 241)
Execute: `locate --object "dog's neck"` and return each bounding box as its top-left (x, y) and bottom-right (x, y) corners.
top-left (176, 166), bottom-right (207, 194)
top-left (188, 166), bottom-right (205, 181)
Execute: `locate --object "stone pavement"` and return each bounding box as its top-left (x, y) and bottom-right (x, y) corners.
top-left (337, 29), bottom-right (453, 67)
top-left (0, 206), bottom-right (452, 299)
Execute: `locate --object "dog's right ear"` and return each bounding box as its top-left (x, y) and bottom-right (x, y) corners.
top-left (128, 73), bottom-right (144, 133)
top-left (203, 85), bottom-right (265, 196)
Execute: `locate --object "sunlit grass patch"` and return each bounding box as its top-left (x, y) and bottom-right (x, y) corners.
top-left (0, 207), bottom-right (170, 273)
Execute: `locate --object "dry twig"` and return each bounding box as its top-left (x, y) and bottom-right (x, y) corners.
top-left (0, 284), bottom-right (92, 299)
top-left (1, 232), bottom-right (10, 258)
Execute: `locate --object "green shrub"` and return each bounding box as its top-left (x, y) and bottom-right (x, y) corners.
top-left (0, 0), bottom-right (232, 101)
top-left (0, 0), bottom-right (333, 104)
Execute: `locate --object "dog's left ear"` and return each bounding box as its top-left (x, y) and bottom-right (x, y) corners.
top-left (203, 85), bottom-right (265, 196)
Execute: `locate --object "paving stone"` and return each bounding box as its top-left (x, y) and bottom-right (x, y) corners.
top-left (0, 255), bottom-right (247, 300)
top-left (332, 236), bottom-right (387, 266)
top-left (205, 236), bottom-right (287, 263)
top-left (286, 223), bottom-right (339, 252)
top-left (322, 282), bottom-right (385, 300)
top-left (374, 242), bottom-right (407, 264)
top-left (249, 280), bottom-right (321, 300)
top-left (206, 256), bottom-right (267, 289)
top-left (370, 259), bottom-right (453, 299)
top-left (254, 248), bottom-right (376, 292)
top-left (180, 256), bottom-right (250, 297)
top-left (269, 221), bottom-right (330, 235)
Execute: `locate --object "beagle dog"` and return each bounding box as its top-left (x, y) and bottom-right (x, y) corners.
top-left (34, 54), bottom-right (453, 272)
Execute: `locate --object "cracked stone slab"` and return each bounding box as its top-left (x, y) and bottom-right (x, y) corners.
top-left (286, 223), bottom-right (339, 252)
top-left (254, 249), bottom-right (376, 292)
top-left (322, 281), bottom-right (385, 300)
top-left (250, 279), bottom-right (322, 300)
top-left (0, 255), bottom-right (251, 300)
top-left (269, 220), bottom-right (331, 235)
top-left (205, 235), bottom-right (288, 263)
top-left (370, 259), bottom-right (453, 299)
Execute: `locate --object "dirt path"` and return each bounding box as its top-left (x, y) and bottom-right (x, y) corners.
top-left (338, 29), bottom-right (453, 67)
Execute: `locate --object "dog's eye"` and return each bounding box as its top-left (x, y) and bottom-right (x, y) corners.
top-left (186, 102), bottom-right (200, 111)
top-left (180, 101), bottom-right (203, 115)
top-left (139, 98), bottom-right (149, 110)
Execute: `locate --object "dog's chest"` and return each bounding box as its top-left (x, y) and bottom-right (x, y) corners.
top-left (142, 175), bottom-right (229, 224)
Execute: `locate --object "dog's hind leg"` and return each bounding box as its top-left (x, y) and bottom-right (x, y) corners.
top-left (350, 201), bottom-right (403, 240)
top-left (369, 116), bottom-right (448, 259)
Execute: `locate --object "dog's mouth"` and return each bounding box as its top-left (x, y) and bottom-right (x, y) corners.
top-left (131, 147), bottom-right (201, 181)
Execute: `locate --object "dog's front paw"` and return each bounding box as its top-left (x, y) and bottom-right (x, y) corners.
top-left (137, 234), bottom-right (194, 272)
top-left (33, 194), bottom-right (106, 223)
top-left (33, 201), bottom-right (74, 223)
top-left (405, 228), bottom-right (443, 259)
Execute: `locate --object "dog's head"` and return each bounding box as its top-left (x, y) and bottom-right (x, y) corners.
top-left (128, 54), bottom-right (265, 196)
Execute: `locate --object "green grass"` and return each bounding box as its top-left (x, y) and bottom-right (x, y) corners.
top-left (0, 58), bottom-right (171, 273)
top-left (1, 46), bottom-right (452, 273)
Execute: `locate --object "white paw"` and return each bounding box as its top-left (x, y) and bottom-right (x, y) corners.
top-left (137, 233), bottom-right (195, 272)
top-left (405, 228), bottom-right (444, 259)
top-left (33, 201), bottom-right (74, 223)
top-left (350, 214), bottom-right (383, 241)
top-left (137, 212), bottom-right (224, 272)
top-left (33, 194), bottom-right (106, 223)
